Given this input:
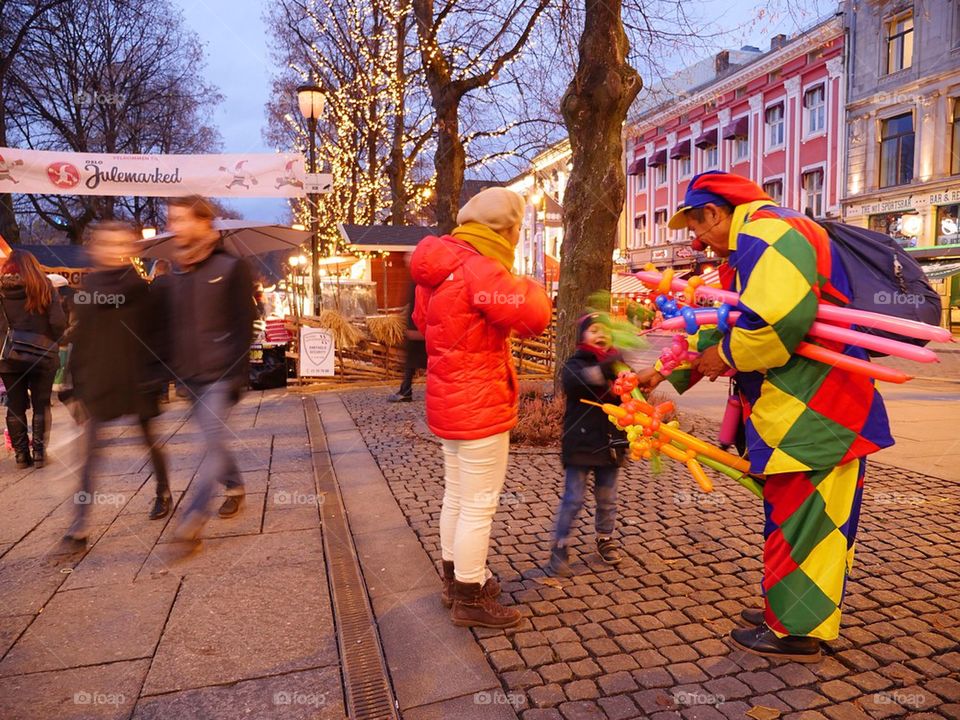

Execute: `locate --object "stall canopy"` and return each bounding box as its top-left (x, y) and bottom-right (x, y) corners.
top-left (923, 261), bottom-right (960, 280)
top-left (338, 224), bottom-right (436, 253)
top-left (611, 273), bottom-right (646, 295)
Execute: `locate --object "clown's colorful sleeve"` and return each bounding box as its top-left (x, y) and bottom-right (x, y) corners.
top-left (655, 327), bottom-right (723, 394)
top-left (717, 221), bottom-right (818, 373)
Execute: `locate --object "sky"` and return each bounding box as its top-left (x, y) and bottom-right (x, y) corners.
top-left (171, 0), bottom-right (836, 223)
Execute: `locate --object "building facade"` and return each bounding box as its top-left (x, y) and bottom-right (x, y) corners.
top-left (624, 16), bottom-right (846, 271)
top-left (842, 0), bottom-right (960, 326)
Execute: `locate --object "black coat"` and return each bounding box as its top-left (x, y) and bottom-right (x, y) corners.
top-left (560, 348), bottom-right (627, 468)
top-left (0, 275), bottom-right (67, 373)
top-left (168, 247), bottom-right (256, 390)
top-left (70, 267), bottom-right (167, 421)
top-left (403, 280), bottom-right (427, 370)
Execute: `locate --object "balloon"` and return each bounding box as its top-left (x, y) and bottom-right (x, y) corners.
top-left (794, 342), bottom-right (911, 384)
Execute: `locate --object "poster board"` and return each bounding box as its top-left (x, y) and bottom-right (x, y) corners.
top-left (299, 326), bottom-right (335, 377)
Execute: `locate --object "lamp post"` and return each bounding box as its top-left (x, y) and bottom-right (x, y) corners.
top-left (296, 81), bottom-right (325, 316)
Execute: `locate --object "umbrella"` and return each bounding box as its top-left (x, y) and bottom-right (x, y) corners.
top-left (135, 219), bottom-right (312, 260)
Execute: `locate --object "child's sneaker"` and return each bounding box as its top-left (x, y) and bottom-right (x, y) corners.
top-left (597, 537), bottom-right (623, 566)
top-left (546, 544), bottom-right (575, 577)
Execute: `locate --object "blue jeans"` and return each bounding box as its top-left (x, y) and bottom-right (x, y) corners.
top-left (181, 381), bottom-right (243, 524)
top-left (554, 465), bottom-right (619, 545)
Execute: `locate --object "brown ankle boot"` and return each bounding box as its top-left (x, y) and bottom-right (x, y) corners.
top-left (441, 562), bottom-right (501, 609)
top-left (451, 580), bottom-right (521, 628)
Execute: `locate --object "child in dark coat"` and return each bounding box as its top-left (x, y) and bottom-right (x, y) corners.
top-left (548, 312), bottom-right (628, 577)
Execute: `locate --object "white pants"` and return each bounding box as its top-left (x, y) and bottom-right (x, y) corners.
top-left (439, 431), bottom-right (510, 585)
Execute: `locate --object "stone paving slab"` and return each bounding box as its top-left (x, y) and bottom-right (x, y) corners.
top-left (132, 666), bottom-right (345, 719)
top-left (142, 565), bottom-right (337, 695)
top-left (0, 578), bottom-right (179, 677)
top-left (342, 387), bottom-right (960, 720)
top-left (0, 391), bottom-right (343, 720)
top-left (0, 658), bottom-right (150, 720)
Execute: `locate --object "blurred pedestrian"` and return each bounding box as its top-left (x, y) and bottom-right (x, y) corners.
top-left (166, 195), bottom-right (255, 543)
top-left (65, 222), bottom-right (172, 542)
top-left (387, 271), bottom-right (426, 403)
top-left (547, 313), bottom-right (628, 577)
top-left (411, 187), bottom-right (552, 628)
top-left (0, 250), bottom-right (65, 469)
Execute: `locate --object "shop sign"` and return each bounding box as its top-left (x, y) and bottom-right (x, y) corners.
top-left (857, 196), bottom-right (914, 216)
top-left (300, 327), bottom-right (335, 377)
top-left (652, 247), bottom-right (671, 261)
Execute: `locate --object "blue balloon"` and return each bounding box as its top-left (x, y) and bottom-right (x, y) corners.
top-left (717, 303), bottom-right (731, 334)
top-left (681, 306), bottom-right (699, 335)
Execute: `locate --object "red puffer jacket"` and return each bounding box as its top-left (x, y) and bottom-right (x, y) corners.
top-left (411, 235), bottom-right (551, 440)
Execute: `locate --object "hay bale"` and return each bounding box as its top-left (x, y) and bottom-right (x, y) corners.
top-left (316, 309), bottom-right (362, 349)
top-left (366, 314), bottom-right (406, 347)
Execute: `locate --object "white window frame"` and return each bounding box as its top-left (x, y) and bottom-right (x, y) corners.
top-left (801, 164), bottom-right (826, 218)
top-left (637, 169), bottom-right (647, 190)
top-left (765, 100), bottom-right (785, 151)
top-left (731, 115), bottom-right (750, 162)
top-left (762, 175), bottom-right (785, 205)
top-left (802, 82), bottom-right (826, 138)
top-left (656, 162), bottom-right (668, 186)
top-left (654, 209), bottom-right (668, 246)
top-left (634, 214), bottom-right (647, 248)
top-left (678, 154), bottom-right (692, 178)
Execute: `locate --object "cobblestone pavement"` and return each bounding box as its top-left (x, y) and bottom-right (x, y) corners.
top-left (343, 388), bottom-right (960, 720)
top-left (0, 391), bottom-right (343, 720)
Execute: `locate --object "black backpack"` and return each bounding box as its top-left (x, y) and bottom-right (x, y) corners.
top-left (819, 221), bottom-right (941, 355)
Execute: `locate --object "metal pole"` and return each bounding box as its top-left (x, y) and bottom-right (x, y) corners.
top-left (308, 116), bottom-right (321, 316)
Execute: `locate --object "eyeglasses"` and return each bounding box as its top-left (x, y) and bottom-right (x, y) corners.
top-left (690, 219), bottom-right (724, 247)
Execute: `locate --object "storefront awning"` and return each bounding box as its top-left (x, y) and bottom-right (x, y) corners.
top-left (648, 149), bottom-right (668, 167)
top-left (669, 140), bottom-right (691, 159)
top-left (626, 157), bottom-right (646, 176)
top-left (922, 261), bottom-right (960, 280)
top-left (694, 128), bottom-right (718, 149)
top-left (611, 273), bottom-right (645, 295)
top-left (722, 116), bottom-right (749, 140)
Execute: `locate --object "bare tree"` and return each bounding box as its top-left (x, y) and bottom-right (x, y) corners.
top-left (411, 0), bottom-right (551, 232)
top-left (0, 0), bottom-right (70, 242)
top-left (5, 0), bottom-right (222, 242)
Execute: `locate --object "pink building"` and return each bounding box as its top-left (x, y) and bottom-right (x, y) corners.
top-left (624, 16), bottom-right (845, 270)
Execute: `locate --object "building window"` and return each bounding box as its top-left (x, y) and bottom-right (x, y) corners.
top-left (633, 214), bottom-right (647, 247)
top-left (679, 155), bottom-right (692, 178)
top-left (656, 163), bottom-right (667, 185)
top-left (870, 211), bottom-right (921, 248)
top-left (768, 69), bottom-right (781, 83)
top-left (734, 136), bottom-right (749, 162)
top-left (804, 85), bottom-right (826, 135)
top-left (886, 12), bottom-right (914, 74)
top-left (937, 204), bottom-right (960, 245)
top-left (703, 145), bottom-right (718, 169)
top-left (880, 113), bottom-right (914, 188)
top-left (952, 101), bottom-right (960, 176)
top-left (766, 103), bottom-right (785, 148)
top-left (802, 169), bottom-right (824, 218)
top-left (762, 179), bottom-right (783, 204)
top-left (637, 171), bottom-right (647, 190)
top-left (655, 210), bottom-right (668, 245)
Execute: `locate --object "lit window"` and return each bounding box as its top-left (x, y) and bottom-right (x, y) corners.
top-left (804, 85), bottom-right (826, 135)
top-left (802, 169), bottom-right (824, 218)
top-left (762, 179), bottom-right (783, 204)
top-left (886, 12), bottom-right (914, 74)
top-left (880, 113), bottom-right (914, 188)
top-left (952, 101), bottom-right (960, 176)
top-left (766, 104), bottom-right (785, 148)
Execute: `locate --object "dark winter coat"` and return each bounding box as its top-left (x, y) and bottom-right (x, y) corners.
top-left (0, 275), bottom-right (67, 373)
top-left (403, 280), bottom-right (427, 371)
top-left (560, 348), bottom-right (627, 468)
top-left (70, 267), bottom-right (168, 421)
top-left (168, 247), bottom-right (256, 391)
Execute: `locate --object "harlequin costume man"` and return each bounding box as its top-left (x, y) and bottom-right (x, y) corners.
top-left (639, 171), bottom-right (894, 662)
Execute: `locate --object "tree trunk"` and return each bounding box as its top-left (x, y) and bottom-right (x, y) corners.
top-left (0, 78), bottom-right (20, 244)
top-left (387, 15), bottom-right (409, 226)
top-left (555, 0), bottom-right (641, 387)
top-left (432, 93), bottom-right (465, 234)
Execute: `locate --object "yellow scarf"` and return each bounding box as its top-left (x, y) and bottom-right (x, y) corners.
top-left (451, 222), bottom-right (516, 272)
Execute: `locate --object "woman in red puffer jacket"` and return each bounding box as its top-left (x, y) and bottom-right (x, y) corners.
top-left (411, 187), bottom-right (551, 629)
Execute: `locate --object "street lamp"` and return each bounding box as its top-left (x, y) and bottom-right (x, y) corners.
top-left (297, 80), bottom-right (325, 315)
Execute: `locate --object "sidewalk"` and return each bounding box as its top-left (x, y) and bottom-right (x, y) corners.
top-left (0, 391), bottom-right (343, 719)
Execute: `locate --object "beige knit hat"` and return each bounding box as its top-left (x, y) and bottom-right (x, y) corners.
top-left (456, 187), bottom-right (525, 233)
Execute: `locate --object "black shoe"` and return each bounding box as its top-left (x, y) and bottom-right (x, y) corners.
top-left (387, 393), bottom-right (413, 403)
top-left (32, 449), bottom-right (45, 468)
top-left (546, 544), bottom-right (574, 578)
top-left (729, 625), bottom-right (822, 663)
top-left (218, 494), bottom-right (244, 518)
top-left (737, 607), bottom-right (766, 628)
top-left (14, 451), bottom-right (33, 469)
top-left (149, 494), bottom-right (172, 520)
top-left (597, 537), bottom-right (623, 566)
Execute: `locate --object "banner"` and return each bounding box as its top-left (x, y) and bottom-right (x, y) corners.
top-left (0, 147), bottom-right (308, 198)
